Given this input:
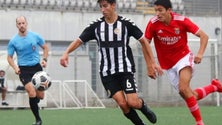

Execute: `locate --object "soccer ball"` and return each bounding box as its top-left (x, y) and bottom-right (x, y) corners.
top-left (31, 71), bottom-right (52, 91)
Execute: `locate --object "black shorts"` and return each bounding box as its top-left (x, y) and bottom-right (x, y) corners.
top-left (19, 63), bottom-right (43, 86)
top-left (100, 72), bottom-right (138, 98)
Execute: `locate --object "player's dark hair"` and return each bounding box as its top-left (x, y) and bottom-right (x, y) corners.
top-left (154, 0), bottom-right (172, 9)
top-left (97, 0), bottom-right (116, 4)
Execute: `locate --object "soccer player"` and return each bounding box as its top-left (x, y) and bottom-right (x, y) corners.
top-left (144, 0), bottom-right (222, 125)
top-left (60, 0), bottom-right (163, 125)
top-left (0, 70), bottom-right (9, 106)
top-left (7, 16), bottom-right (49, 125)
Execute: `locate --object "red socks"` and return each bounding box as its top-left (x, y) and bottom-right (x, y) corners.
top-left (185, 96), bottom-right (204, 125)
top-left (195, 84), bottom-right (216, 100)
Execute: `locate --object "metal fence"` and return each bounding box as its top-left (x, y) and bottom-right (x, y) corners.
top-left (183, 0), bottom-right (222, 16)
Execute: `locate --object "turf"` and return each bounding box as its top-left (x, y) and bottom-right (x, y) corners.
top-left (0, 106), bottom-right (221, 125)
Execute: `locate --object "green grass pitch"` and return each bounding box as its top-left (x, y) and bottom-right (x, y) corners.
top-left (0, 106), bottom-right (221, 125)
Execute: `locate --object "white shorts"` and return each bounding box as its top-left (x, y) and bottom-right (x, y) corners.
top-left (166, 52), bottom-right (195, 91)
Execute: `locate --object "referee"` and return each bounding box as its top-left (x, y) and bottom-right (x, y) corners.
top-left (60, 0), bottom-right (163, 125)
top-left (7, 16), bottom-right (48, 125)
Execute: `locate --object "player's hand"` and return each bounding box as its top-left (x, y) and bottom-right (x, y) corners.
top-left (194, 54), bottom-right (202, 64)
top-left (14, 67), bottom-right (21, 75)
top-left (147, 66), bottom-right (156, 79)
top-left (147, 64), bottom-right (163, 79)
top-left (41, 60), bottom-right (47, 68)
top-left (60, 53), bottom-right (69, 67)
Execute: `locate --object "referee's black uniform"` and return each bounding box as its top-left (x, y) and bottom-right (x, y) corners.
top-left (79, 16), bottom-right (143, 77)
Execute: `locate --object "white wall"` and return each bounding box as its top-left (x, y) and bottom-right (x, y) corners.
top-left (0, 10), bottom-right (220, 41)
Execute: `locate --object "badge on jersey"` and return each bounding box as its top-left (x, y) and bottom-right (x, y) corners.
top-left (114, 28), bottom-right (120, 35)
top-left (32, 45), bottom-right (36, 51)
top-left (174, 28), bottom-right (180, 34)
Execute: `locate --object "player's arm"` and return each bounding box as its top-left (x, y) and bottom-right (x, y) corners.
top-left (7, 55), bottom-right (20, 75)
top-left (139, 37), bottom-right (163, 79)
top-left (194, 29), bottom-right (209, 64)
top-left (41, 43), bottom-right (49, 68)
top-left (60, 39), bottom-right (82, 67)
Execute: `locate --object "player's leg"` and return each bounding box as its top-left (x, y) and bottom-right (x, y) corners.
top-left (19, 64), bottom-right (43, 125)
top-left (33, 63), bottom-right (45, 102)
top-left (101, 73), bottom-right (145, 125)
top-left (194, 79), bottom-right (222, 100)
top-left (1, 87), bottom-right (9, 105)
top-left (25, 82), bottom-right (42, 125)
top-left (123, 72), bottom-right (156, 124)
top-left (112, 91), bottom-right (145, 125)
top-left (36, 90), bottom-right (44, 100)
top-left (0, 87), bottom-right (2, 100)
top-left (2, 87), bottom-right (6, 100)
top-left (179, 67), bottom-right (204, 125)
top-left (126, 93), bottom-right (157, 124)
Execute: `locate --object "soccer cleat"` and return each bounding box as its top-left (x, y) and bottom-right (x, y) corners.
top-left (143, 105), bottom-right (157, 123)
top-left (140, 103), bottom-right (157, 124)
top-left (211, 79), bottom-right (222, 92)
top-left (2, 102), bottom-right (9, 106)
top-left (32, 120), bottom-right (42, 125)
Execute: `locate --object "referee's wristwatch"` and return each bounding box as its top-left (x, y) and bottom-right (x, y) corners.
top-left (43, 58), bottom-right (48, 62)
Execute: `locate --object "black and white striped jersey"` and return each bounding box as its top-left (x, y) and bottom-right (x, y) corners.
top-left (79, 16), bottom-right (143, 76)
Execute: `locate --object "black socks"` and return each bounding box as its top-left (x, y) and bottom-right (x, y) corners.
top-left (124, 108), bottom-right (145, 125)
top-left (29, 97), bottom-right (41, 121)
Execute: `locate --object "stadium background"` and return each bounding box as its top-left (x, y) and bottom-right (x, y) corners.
top-left (0, 0), bottom-right (222, 108)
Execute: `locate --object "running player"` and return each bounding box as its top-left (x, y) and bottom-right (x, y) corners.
top-left (144, 0), bottom-right (222, 125)
top-left (60, 0), bottom-right (163, 125)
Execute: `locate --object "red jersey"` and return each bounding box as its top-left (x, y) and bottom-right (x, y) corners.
top-left (145, 12), bottom-right (199, 69)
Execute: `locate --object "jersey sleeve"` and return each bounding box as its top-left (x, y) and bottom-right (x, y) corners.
top-left (7, 39), bottom-right (15, 56)
top-left (79, 23), bottom-right (96, 43)
top-left (36, 34), bottom-right (45, 46)
top-left (126, 19), bottom-right (143, 40)
top-left (183, 17), bottom-right (199, 34)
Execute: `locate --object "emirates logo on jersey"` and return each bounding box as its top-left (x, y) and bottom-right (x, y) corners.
top-left (174, 28), bottom-right (180, 34)
top-left (158, 36), bottom-right (181, 45)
